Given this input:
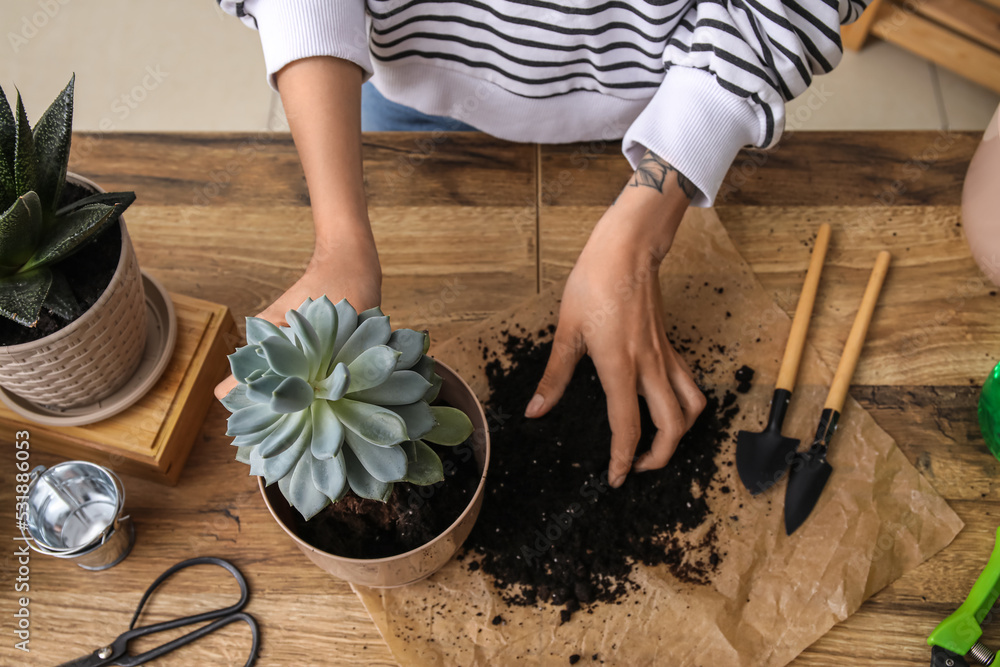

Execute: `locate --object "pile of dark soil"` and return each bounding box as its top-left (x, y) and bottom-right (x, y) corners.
top-left (292, 439), bottom-right (480, 559)
top-left (465, 332), bottom-right (740, 621)
top-left (0, 181), bottom-right (122, 346)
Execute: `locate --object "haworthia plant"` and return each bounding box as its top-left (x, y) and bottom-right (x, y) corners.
top-left (0, 75), bottom-right (136, 328)
top-left (221, 296), bottom-right (475, 520)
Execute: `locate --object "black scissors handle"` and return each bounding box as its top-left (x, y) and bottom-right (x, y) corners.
top-left (112, 557), bottom-right (259, 667)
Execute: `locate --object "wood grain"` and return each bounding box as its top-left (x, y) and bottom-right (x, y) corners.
top-left (0, 131), bottom-right (993, 667)
top-left (0, 294), bottom-right (235, 483)
top-left (538, 131), bottom-right (980, 208)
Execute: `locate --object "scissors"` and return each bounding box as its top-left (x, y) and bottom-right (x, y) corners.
top-left (60, 557), bottom-right (260, 667)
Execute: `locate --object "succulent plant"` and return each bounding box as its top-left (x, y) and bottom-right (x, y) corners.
top-left (221, 296), bottom-right (475, 520)
top-left (0, 75), bottom-right (136, 328)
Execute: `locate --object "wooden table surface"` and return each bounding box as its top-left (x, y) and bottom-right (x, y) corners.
top-left (1, 130), bottom-right (997, 666)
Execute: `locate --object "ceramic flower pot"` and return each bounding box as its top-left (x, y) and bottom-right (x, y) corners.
top-left (260, 360), bottom-right (490, 588)
top-left (0, 172), bottom-right (147, 409)
top-left (962, 103), bottom-right (1000, 286)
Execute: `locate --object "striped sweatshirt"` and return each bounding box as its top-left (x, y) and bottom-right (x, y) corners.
top-left (220, 0), bottom-right (866, 206)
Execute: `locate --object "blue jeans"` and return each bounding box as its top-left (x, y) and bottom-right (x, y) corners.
top-left (361, 82), bottom-right (477, 132)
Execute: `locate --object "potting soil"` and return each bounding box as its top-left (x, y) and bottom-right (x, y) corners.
top-left (293, 439), bottom-right (481, 559)
top-left (465, 331), bottom-right (742, 621)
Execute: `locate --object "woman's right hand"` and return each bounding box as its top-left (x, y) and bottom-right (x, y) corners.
top-left (213, 235), bottom-right (382, 401)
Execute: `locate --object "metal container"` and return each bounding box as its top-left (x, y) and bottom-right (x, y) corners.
top-left (21, 461), bottom-right (135, 570)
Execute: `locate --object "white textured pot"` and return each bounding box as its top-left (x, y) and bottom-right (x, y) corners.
top-left (0, 172), bottom-right (147, 409)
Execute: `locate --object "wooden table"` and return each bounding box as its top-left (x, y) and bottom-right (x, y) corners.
top-left (1, 130), bottom-right (996, 666)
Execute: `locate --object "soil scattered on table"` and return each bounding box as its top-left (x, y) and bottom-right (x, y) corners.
top-left (465, 332), bottom-right (740, 621)
top-left (292, 438), bottom-right (480, 559)
top-left (735, 364), bottom-right (755, 393)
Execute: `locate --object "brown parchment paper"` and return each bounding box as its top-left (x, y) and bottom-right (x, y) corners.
top-left (351, 208), bottom-right (963, 666)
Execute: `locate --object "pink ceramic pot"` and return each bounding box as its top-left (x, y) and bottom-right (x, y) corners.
top-left (259, 360), bottom-right (490, 588)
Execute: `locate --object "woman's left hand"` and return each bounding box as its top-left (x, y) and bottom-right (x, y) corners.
top-left (524, 150), bottom-right (707, 488)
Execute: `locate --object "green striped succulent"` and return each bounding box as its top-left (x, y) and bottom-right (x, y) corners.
top-left (222, 296), bottom-right (475, 520)
top-left (0, 75), bottom-right (136, 328)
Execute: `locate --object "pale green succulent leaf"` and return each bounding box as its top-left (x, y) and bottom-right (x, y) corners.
top-left (403, 440), bottom-right (445, 486)
top-left (333, 398), bottom-right (408, 446)
top-left (357, 305), bottom-right (384, 323)
top-left (386, 401), bottom-right (435, 441)
top-left (259, 334), bottom-right (310, 379)
top-left (231, 416), bottom-right (282, 447)
top-left (331, 298), bottom-right (358, 360)
top-left (13, 92), bottom-right (35, 197)
top-left (286, 453), bottom-right (331, 520)
top-left (228, 344), bottom-right (269, 383)
top-left (0, 192), bottom-right (42, 275)
top-left (32, 74), bottom-right (73, 213)
top-left (235, 445), bottom-right (254, 464)
top-left (270, 375), bottom-right (314, 414)
top-left (411, 355), bottom-right (436, 382)
top-left (221, 384), bottom-right (254, 412)
top-left (41, 268), bottom-right (80, 320)
top-left (287, 309), bottom-right (322, 378)
top-left (226, 402), bottom-right (282, 436)
top-left (424, 372), bottom-right (443, 403)
top-left (0, 266), bottom-right (51, 326)
top-left (346, 345), bottom-right (399, 393)
top-left (245, 316), bottom-right (283, 346)
top-left (345, 429), bottom-right (407, 483)
top-left (310, 399), bottom-right (345, 460)
top-left (387, 328), bottom-right (426, 370)
top-left (346, 370), bottom-right (432, 406)
top-left (245, 373), bottom-right (283, 403)
top-left (343, 444), bottom-right (393, 501)
top-left (304, 295), bottom-right (338, 370)
top-left (311, 450), bottom-right (348, 504)
top-left (20, 202), bottom-right (121, 272)
top-left (257, 411), bottom-right (308, 458)
top-left (333, 314), bottom-right (389, 366)
top-left (256, 420), bottom-right (311, 485)
top-left (314, 362), bottom-right (350, 401)
top-left (423, 406), bottom-right (474, 446)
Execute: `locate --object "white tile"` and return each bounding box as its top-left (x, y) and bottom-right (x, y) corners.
top-left (784, 40), bottom-right (943, 132)
top-left (1, 0), bottom-right (273, 132)
top-left (934, 65), bottom-right (1000, 132)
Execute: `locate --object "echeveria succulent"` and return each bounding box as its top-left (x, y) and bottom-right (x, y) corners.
top-left (0, 75), bottom-right (136, 327)
top-left (221, 296), bottom-right (475, 520)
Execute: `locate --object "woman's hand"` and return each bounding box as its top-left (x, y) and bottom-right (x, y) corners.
top-left (525, 150), bottom-right (706, 487)
top-left (216, 56), bottom-right (375, 402)
top-left (213, 233), bottom-right (381, 401)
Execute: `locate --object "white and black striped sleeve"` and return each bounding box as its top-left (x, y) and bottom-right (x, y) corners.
top-left (218, 0), bottom-right (373, 90)
top-left (623, 0), bottom-right (867, 206)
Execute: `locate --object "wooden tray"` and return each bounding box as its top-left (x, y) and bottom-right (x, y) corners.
top-left (0, 292), bottom-right (237, 484)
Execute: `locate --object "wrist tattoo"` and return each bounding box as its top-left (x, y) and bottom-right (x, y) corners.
top-left (626, 149), bottom-right (698, 201)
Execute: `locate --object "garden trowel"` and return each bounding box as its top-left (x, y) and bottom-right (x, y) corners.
top-left (783, 250), bottom-right (891, 535)
top-left (736, 223), bottom-right (831, 494)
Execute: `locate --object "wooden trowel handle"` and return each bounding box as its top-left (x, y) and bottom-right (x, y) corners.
top-left (824, 250), bottom-right (892, 413)
top-left (776, 223), bottom-right (831, 393)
